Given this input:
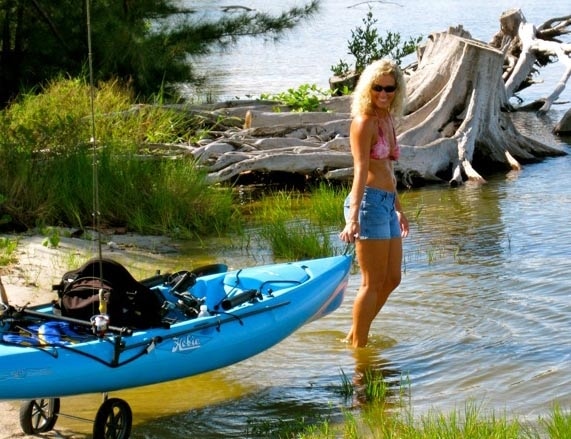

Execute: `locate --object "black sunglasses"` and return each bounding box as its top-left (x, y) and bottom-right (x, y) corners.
top-left (371, 84), bottom-right (397, 93)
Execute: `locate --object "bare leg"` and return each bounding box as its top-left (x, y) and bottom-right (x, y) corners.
top-left (346, 237), bottom-right (402, 347)
top-left (373, 237), bottom-right (402, 315)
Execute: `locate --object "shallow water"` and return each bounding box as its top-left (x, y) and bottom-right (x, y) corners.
top-left (30, 0), bottom-right (571, 437)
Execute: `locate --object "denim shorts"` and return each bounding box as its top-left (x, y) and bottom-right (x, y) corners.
top-left (344, 187), bottom-right (400, 240)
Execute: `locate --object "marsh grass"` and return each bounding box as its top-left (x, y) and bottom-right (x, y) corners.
top-left (306, 183), bottom-right (347, 226)
top-left (542, 403), bottom-right (571, 437)
top-left (251, 185), bottom-right (346, 260)
top-left (0, 78), bottom-right (237, 237)
top-left (246, 415), bottom-right (331, 438)
top-left (259, 398), bottom-right (565, 439)
top-left (338, 368), bottom-right (355, 398)
top-left (361, 367), bottom-right (391, 401)
top-left (250, 369), bottom-right (571, 439)
top-left (258, 219), bottom-right (335, 260)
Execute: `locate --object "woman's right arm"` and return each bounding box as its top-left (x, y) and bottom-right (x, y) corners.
top-left (348, 116), bottom-right (372, 219)
top-left (340, 116), bottom-right (373, 243)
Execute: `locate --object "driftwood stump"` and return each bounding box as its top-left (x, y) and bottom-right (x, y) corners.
top-left (396, 28), bottom-right (565, 187)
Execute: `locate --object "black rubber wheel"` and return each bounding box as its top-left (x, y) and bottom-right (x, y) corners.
top-left (19, 398), bottom-right (60, 434)
top-left (92, 397), bottom-right (132, 439)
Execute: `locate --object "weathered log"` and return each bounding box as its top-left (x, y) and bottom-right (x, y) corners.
top-left (241, 119), bottom-right (351, 141)
top-left (192, 141), bottom-right (237, 164)
top-left (252, 137), bottom-right (323, 149)
top-left (244, 110), bottom-right (350, 129)
top-left (205, 148), bottom-right (353, 184)
top-left (329, 72), bottom-right (360, 95)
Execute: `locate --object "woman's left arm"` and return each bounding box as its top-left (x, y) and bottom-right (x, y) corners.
top-left (390, 161), bottom-right (409, 238)
top-left (395, 193), bottom-right (409, 238)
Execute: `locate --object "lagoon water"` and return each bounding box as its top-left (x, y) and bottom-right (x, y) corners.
top-left (55, 1), bottom-right (571, 437)
top-left (188, 0), bottom-right (571, 105)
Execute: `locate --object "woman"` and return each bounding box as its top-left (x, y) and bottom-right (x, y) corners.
top-left (339, 59), bottom-right (409, 348)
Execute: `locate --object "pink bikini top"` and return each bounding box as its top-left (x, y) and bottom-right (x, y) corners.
top-left (370, 120), bottom-right (400, 161)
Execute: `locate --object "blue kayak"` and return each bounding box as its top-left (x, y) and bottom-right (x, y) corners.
top-left (0, 254), bottom-right (352, 400)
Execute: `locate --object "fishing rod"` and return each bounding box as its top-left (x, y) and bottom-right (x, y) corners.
top-left (85, 0), bottom-right (103, 265)
top-left (85, 0), bottom-right (110, 325)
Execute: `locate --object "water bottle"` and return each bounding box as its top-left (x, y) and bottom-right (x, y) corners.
top-left (197, 304), bottom-right (210, 318)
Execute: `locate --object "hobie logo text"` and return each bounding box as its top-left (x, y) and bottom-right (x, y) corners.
top-left (172, 335), bottom-right (201, 352)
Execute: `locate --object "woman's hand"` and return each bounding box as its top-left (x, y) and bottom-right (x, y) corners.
top-left (397, 211), bottom-right (409, 238)
top-left (339, 222), bottom-right (360, 243)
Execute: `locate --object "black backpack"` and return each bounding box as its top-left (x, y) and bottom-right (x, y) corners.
top-left (52, 258), bottom-right (164, 329)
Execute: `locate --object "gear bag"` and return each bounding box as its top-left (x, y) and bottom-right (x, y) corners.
top-left (52, 258), bottom-right (164, 329)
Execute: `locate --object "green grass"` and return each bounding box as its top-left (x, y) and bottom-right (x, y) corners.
top-left (0, 77), bottom-right (238, 237)
top-left (246, 370), bottom-right (571, 439)
top-left (0, 237), bottom-right (18, 266)
top-left (246, 185), bottom-right (347, 260)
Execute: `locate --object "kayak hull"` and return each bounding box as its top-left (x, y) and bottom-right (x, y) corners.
top-left (0, 254), bottom-right (351, 400)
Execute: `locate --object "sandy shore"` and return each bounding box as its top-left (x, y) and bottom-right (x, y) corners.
top-left (0, 232), bottom-right (179, 438)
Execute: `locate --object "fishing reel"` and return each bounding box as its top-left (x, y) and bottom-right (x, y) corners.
top-left (90, 314), bottom-right (110, 337)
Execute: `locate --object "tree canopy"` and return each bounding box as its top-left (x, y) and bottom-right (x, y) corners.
top-left (0, 0), bottom-right (320, 106)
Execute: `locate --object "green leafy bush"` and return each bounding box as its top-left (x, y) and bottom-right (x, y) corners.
top-left (331, 8), bottom-right (422, 76)
top-left (261, 84), bottom-right (332, 112)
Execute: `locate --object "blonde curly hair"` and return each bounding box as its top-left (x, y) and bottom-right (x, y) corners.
top-left (350, 59), bottom-right (406, 119)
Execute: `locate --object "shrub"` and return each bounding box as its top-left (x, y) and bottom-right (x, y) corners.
top-left (331, 8), bottom-right (422, 76)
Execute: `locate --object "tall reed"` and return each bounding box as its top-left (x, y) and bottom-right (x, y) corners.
top-left (251, 185), bottom-right (347, 260)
